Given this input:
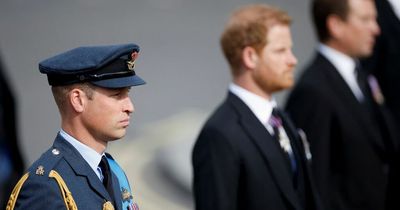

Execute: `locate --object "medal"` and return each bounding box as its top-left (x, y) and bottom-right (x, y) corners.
top-left (103, 201), bottom-right (114, 210)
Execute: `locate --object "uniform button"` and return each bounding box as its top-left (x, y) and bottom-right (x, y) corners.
top-left (52, 148), bottom-right (60, 155)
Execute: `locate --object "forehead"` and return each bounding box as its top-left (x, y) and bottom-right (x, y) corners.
top-left (266, 24), bottom-right (292, 43)
top-left (348, 0), bottom-right (376, 16)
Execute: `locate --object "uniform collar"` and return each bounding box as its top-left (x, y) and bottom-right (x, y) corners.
top-left (59, 129), bottom-right (103, 179)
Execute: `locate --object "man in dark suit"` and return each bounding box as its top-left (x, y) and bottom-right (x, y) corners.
top-left (6, 44), bottom-right (143, 210)
top-left (192, 4), bottom-right (322, 210)
top-left (285, 0), bottom-right (398, 209)
top-left (361, 0), bottom-right (400, 208)
top-left (362, 0), bottom-right (400, 128)
top-left (0, 56), bottom-right (25, 209)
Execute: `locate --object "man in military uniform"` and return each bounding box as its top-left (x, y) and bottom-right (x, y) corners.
top-left (6, 43), bottom-right (143, 210)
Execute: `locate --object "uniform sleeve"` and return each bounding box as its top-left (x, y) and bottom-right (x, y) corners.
top-left (14, 174), bottom-right (66, 210)
top-left (285, 85), bottom-right (346, 210)
top-left (192, 126), bottom-right (240, 210)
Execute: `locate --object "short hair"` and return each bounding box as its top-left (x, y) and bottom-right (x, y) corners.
top-left (220, 4), bottom-right (291, 76)
top-left (51, 83), bottom-right (96, 115)
top-left (311, 0), bottom-right (350, 42)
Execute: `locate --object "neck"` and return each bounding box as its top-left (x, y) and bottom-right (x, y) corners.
top-left (233, 76), bottom-right (272, 100)
top-left (61, 120), bottom-right (107, 154)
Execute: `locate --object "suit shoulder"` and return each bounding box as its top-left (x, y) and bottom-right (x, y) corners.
top-left (10, 147), bottom-right (68, 209)
top-left (201, 102), bottom-right (238, 134)
top-left (26, 146), bottom-right (65, 180)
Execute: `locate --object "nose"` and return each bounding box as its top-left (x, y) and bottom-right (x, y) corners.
top-left (371, 18), bottom-right (380, 36)
top-left (288, 50), bottom-right (298, 67)
top-left (124, 97), bottom-right (134, 115)
top-left (368, 18), bottom-right (381, 36)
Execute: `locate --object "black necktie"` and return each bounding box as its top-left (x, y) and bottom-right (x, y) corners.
top-left (355, 64), bottom-right (374, 104)
top-left (99, 155), bottom-right (115, 204)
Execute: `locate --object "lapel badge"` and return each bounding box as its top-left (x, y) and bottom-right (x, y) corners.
top-left (121, 187), bottom-right (133, 202)
top-left (126, 51), bottom-right (139, 71)
top-left (367, 75), bottom-right (385, 105)
top-left (35, 165), bottom-right (45, 176)
top-left (103, 201), bottom-right (115, 210)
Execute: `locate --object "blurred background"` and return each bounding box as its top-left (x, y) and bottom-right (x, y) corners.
top-left (0, 0), bottom-right (315, 209)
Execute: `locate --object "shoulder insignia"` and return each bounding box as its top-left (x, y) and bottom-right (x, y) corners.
top-left (35, 165), bottom-right (45, 176)
top-left (29, 147), bottom-right (63, 177)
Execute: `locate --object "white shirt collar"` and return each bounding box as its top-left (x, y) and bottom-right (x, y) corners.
top-left (59, 129), bottom-right (103, 179)
top-left (318, 44), bottom-right (364, 101)
top-left (388, 0), bottom-right (400, 20)
top-left (229, 83), bottom-right (277, 127)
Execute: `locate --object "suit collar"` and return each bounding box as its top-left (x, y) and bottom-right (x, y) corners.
top-left (227, 93), bottom-right (302, 210)
top-left (229, 83), bottom-right (277, 126)
top-left (53, 135), bottom-right (122, 210)
top-left (318, 44), bottom-right (364, 101)
top-left (314, 53), bottom-right (386, 152)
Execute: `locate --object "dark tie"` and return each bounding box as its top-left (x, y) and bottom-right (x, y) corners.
top-left (269, 108), bottom-right (297, 174)
top-left (99, 155), bottom-right (116, 204)
top-left (355, 64), bottom-right (374, 105)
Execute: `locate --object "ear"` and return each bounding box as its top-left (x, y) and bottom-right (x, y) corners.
top-left (69, 88), bottom-right (85, 113)
top-left (242, 46), bottom-right (259, 69)
top-left (327, 14), bottom-right (345, 40)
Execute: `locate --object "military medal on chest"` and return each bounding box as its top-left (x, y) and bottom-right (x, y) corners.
top-left (103, 201), bottom-right (114, 210)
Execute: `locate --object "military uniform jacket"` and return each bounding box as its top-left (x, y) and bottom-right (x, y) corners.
top-left (12, 134), bottom-right (124, 210)
top-left (285, 53), bottom-right (399, 210)
top-left (192, 92), bottom-right (322, 210)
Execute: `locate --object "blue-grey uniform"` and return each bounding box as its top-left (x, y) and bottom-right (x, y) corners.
top-left (6, 44), bottom-right (144, 210)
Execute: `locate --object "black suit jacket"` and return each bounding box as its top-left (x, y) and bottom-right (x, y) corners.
top-left (192, 92), bottom-right (322, 210)
top-left (286, 53), bottom-right (399, 210)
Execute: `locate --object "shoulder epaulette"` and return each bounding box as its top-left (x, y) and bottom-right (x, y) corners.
top-left (6, 147), bottom-right (78, 210)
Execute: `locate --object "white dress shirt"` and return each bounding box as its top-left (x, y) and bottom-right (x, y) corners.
top-left (318, 44), bottom-right (365, 102)
top-left (60, 129), bottom-right (104, 180)
top-left (229, 83), bottom-right (277, 134)
top-left (388, 0), bottom-right (400, 20)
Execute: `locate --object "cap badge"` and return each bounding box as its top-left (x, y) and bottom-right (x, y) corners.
top-left (126, 51), bottom-right (139, 71)
top-left (36, 165), bottom-right (45, 176)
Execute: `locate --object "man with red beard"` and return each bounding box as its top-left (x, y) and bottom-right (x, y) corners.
top-left (192, 4), bottom-right (322, 210)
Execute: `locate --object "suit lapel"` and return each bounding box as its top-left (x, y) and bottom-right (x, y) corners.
top-left (53, 136), bottom-right (116, 207)
top-left (228, 93), bottom-right (301, 210)
top-left (317, 54), bottom-right (386, 152)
